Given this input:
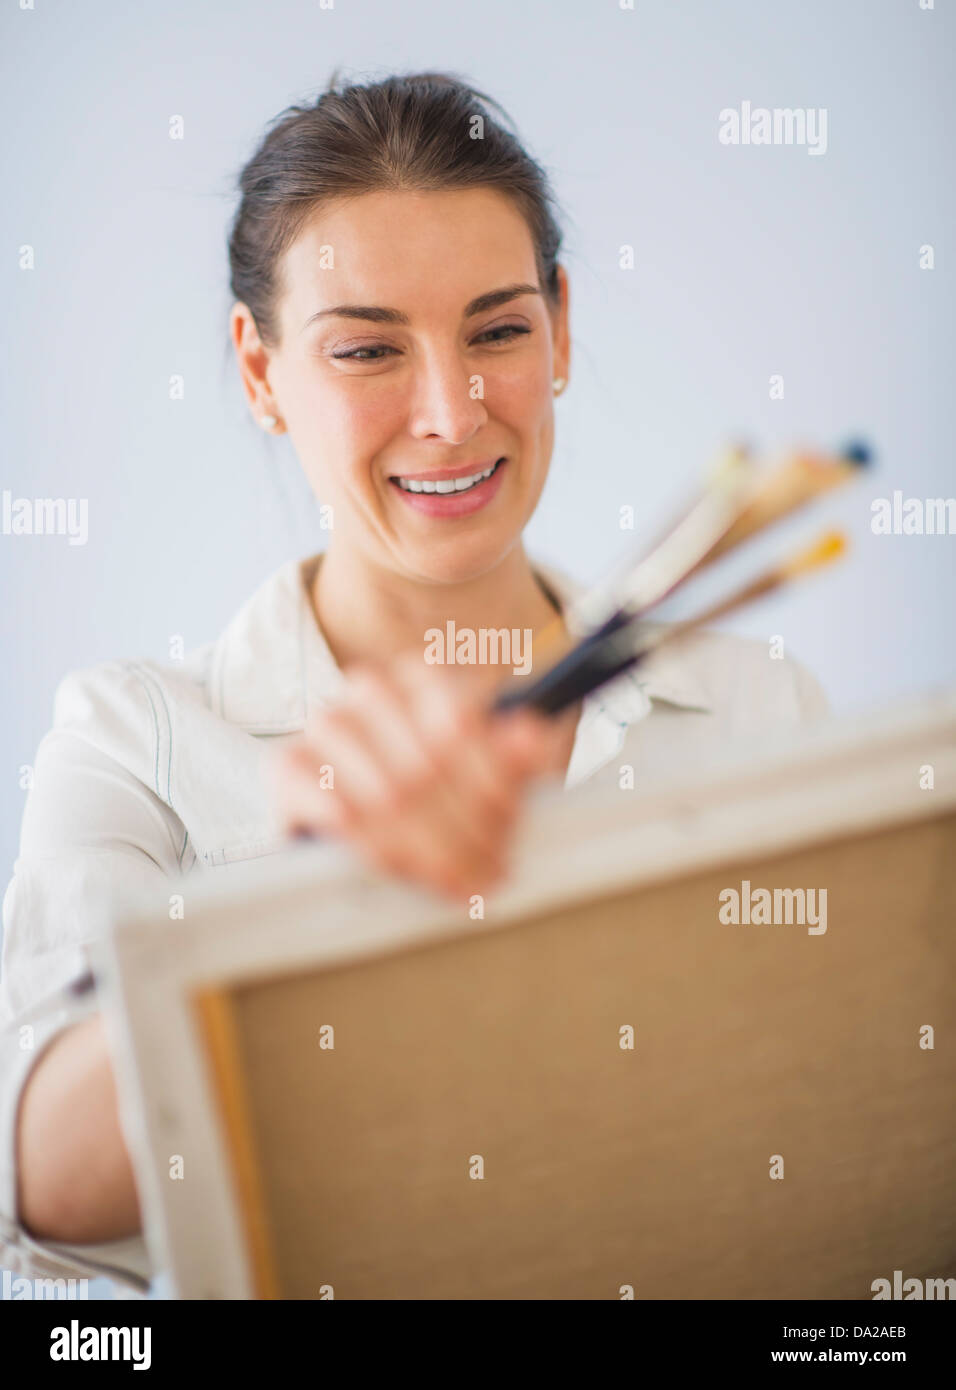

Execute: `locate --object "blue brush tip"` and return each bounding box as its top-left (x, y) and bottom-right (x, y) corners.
top-left (840, 438), bottom-right (873, 467)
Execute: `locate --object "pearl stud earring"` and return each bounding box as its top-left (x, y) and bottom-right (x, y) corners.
top-left (552, 377), bottom-right (566, 395)
top-left (259, 414), bottom-right (278, 431)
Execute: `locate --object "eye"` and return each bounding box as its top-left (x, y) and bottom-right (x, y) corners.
top-left (330, 344), bottom-right (398, 361)
top-left (474, 324), bottom-right (531, 346)
top-left (328, 322), bottom-right (531, 362)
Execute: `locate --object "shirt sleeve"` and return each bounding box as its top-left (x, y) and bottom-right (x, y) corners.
top-left (0, 665), bottom-right (185, 1295)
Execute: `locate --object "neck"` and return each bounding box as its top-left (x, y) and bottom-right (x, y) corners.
top-left (308, 542), bottom-right (565, 690)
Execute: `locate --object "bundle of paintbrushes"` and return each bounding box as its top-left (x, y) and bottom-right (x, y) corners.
top-left (493, 440), bottom-right (872, 717)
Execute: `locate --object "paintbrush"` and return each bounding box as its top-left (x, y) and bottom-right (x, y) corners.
top-left (687, 441), bottom-right (870, 574)
top-left (494, 530), bottom-right (849, 717)
top-left (528, 443), bottom-right (758, 667)
top-left (564, 442), bottom-right (758, 634)
top-left (511, 439), bottom-right (871, 700)
top-left (563, 440), bottom-right (869, 634)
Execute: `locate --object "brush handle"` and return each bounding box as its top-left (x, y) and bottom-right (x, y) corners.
top-left (492, 609), bottom-right (650, 716)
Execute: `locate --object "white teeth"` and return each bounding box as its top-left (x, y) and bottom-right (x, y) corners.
top-left (395, 461), bottom-right (499, 494)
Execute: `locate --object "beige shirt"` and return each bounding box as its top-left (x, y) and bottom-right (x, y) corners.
top-left (0, 552), bottom-right (828, 1294)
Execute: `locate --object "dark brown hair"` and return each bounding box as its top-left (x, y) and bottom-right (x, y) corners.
top-left (227, 69), bottom-right (565, 349)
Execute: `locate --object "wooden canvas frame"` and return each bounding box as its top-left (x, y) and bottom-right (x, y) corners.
top-left (95, 691), bottom-right (956, 1299)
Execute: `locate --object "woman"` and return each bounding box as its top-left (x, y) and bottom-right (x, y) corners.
top-left (0, 71), bottom-right (826, 1295)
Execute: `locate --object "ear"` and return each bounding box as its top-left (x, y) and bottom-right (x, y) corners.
top-left (550, 264), bottom-right (571, 388)
top-left (230, 302), bottom-right (284, 431)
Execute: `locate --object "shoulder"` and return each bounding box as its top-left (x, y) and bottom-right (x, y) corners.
top-left (652, 625), bottom-right (830, 724)
top-left (47, 645), bottom-right (216, 778)
top-left (47, 555), bottom-right (312, 743)
top-left (17, 654), bottom-right (216, 867)
top-left (26, 644), bottom-right (216, 832)
top-left (4, 656), bottom-right (210, 1020)
top-left (51, 644), bottom-right (215, 725)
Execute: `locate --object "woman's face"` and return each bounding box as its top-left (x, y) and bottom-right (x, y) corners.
top-left (232, 187), bottom-right (570, 585)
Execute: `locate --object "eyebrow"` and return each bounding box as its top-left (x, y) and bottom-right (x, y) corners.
top-left (301, 282), bottom-right (542, 332)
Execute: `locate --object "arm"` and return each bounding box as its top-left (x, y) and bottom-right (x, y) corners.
top-left (1, 662), bottom-right (184, 1281)
top-left (15, 1012), bottom-right (141, 1244)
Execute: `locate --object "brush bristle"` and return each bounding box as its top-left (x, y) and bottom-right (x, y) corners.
top-left (785, 530), bottom-right (848, 577)
top-left (840, 439), bottom-right (873, 467)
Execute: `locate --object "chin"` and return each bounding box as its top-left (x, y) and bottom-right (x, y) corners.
top-left (399, 530), bottom-right (519, 588)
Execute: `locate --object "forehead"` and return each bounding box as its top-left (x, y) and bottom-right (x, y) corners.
top-left (277, 187), bottom-right (540, 329)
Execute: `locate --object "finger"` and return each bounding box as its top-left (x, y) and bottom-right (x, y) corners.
top-left (492, 706), bottom-right (575, 780)
top-left (335, 665), bottom-right (506, 890)
top-left (301, 702), bottom-right (397, 806)
top-left (327, 663), bottom-right (508, 893)
top-left (271, 738), bottom-right (358, 838)
top-left (279, 732), bottom-right (485, 894)
top-left (389, 657), bottom-right (522, 858)
top-left (397, 657), bottom-right (521, 821)
top-left (337, 663), bottom-right (446, 791)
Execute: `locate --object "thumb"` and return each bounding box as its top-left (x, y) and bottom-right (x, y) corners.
top-left (493, 707), bottom-right (570, 780)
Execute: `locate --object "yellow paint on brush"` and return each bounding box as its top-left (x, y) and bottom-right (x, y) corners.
top-left (781, 529), bottom-right (848, 578)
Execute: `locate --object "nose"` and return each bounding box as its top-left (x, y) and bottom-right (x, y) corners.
top-left (407, 348), bottom-right (488, 445)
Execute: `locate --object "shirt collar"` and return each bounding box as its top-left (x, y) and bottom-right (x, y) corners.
top-left (208, 552), bottom-right (713, 738)
top-left (208, 554), bottom-right (343, 733)
top-left (531, 559), bottom-right (713, 717)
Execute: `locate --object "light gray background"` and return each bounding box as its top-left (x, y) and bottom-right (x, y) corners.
top-left (1, 0), bottom-right (954, 1294)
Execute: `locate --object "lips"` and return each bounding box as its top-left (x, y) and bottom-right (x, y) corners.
top-left (388, 457), bottom-right (508, 518)
top-left (389, 457), bottom-right (502, 483)
top-left (392, 460), bottom-right (502, 495)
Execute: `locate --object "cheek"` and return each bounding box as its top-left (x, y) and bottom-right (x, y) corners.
top-left (342, 391), bottom-right (402, 450)
top-left (489, 356), bottom-right (551, 425)
top-left (297, 378), bottom-right (398, 484)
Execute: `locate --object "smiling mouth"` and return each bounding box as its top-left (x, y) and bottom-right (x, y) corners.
top-left (390, 458), bottom-right (506, 495)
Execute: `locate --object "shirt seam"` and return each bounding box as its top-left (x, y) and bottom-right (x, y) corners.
top-left (127, 662), bottom-right (174, 808)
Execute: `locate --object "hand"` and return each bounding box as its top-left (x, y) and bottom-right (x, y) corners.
top-left (269, 654), bottom-right (577, 901)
